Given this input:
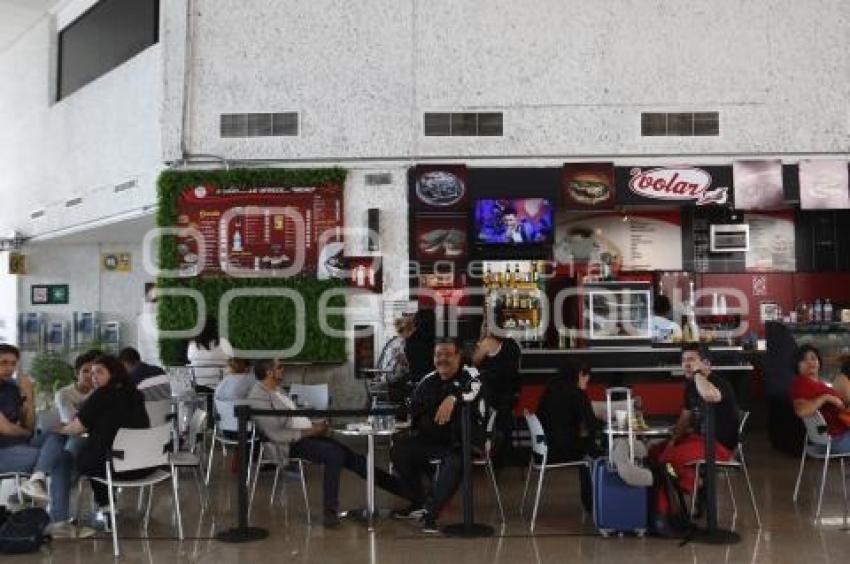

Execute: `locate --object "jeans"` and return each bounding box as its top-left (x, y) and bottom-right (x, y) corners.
top-left (289, 436), bottom-right (411, 512)
top-left (822, 431), bottom-right (850, 454)
top-left (390, 436), bottom-right (463, 517)
top-left (0, 433), bottom-right (73, 522)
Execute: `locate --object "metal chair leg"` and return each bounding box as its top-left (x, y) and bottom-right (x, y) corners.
top-left (793, 443), bottom-right (807, 502)
top-left (816, 446), bottom-right (831, 520)
top-left (205, 434), bottom-right (217, 485)
top-left (107, 472), bottom-right (120, 557)
top-left (144, 485), bottom-right (154, 530)
top-left (270, 466), bottom-right (281, 505)
top-left (739, 451), bottom-right (762, 528)
top-left (486, 461), bottom-right (506, 524)
top-left (530, 466), bottom-right (545, 532)
top-left (172, 468), bottom-right (184, 540)
top-left (841, 459), bottom-right (848, 523)
top-left (299, 461), bottom-right (311, 526)
top-left (691, 463), bottom-right (701, 517)
top-left (725, 469), bottom-right (738, 519)
top-left (248, 444), bottom-right (264, 517)
top-left (520, 460), bottom-right (533, 516)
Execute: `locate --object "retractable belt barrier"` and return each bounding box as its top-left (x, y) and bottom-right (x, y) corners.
top-left (215, 405), bottom-right (403, 543)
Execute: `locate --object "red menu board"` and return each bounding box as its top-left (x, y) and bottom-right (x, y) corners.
top-left (175, 184), bottom-right (344, 277)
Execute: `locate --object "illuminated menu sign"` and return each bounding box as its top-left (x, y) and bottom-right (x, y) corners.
top-left (175, 184), bottom-right (344, 277)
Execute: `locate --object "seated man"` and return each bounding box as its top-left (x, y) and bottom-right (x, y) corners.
top-left (0, 344), bottom-right (82, 537)
top-left (247, 359), bottom-right (413, 528)
top-left (652, 343), bottom-right (737, 500)
top-left (390, 338), bottom-right (484, 533)
top-left (119, 347), bottom-right (170, 400)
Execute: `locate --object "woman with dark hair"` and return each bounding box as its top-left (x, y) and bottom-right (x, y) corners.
top-left (789, 344), bottom-right (850, 453)
top-left (536, 362), bottom-right (600, 510)
top-left (537, 362), bottom-right (601, 462)
top-left (188, 316), bottom-right (234, 389)
top-left (58, 354), bottom-right (151, 520)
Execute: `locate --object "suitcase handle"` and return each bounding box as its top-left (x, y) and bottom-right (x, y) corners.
top-left (606, 386), bottom-right (635, 463)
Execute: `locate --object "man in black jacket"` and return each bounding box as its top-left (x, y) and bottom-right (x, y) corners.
top-left (390, 338), bottom-right (483, 533)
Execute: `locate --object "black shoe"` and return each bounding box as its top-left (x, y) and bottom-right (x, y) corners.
top-left (392, 505), bottom-right (426, 520)
top-left (419, 512), bottom-right (440, 534)
top-left (323, 509), bottom-right (341, 528)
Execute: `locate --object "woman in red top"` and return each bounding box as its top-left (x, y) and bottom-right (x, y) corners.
top-left (788, 345), bottom-right (850, 452)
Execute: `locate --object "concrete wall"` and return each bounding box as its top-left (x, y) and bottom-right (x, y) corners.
top-left (182, 0), bottom-right (850, 162)
top-left (0, 1), bottom-right (164, 239)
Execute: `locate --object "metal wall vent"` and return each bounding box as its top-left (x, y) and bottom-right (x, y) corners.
top-left (30, 209), bottom-right (46, 219)
top-left (365, 173), bottom-right (393, 186)
top-left (220, 112), bottom-right (299, 138)
top-left (65, 197), bottom-right (83, 207)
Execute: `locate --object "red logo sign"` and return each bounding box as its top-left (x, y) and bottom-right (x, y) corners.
top-left (628, 167), bottom-right (728, 205)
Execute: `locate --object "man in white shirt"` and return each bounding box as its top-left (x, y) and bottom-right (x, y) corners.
top-left (214, 358), bottom-right (254, 402)
top-left (247, 359), bottom-right (413, 528)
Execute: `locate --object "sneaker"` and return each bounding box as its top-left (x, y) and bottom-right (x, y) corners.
top-left (322, 509), bottom-right (341, 528)
top-left (419, 512), bottom-right (440, 534)
top-left (45, 521), bottom-right (97, 539)
top-left (20, 478), bottom-right (49, 502)
top-left (392, 505), bottom-right (426, 520)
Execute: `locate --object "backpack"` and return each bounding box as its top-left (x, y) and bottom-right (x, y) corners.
top-left (650, 463), bottom-right (695, 539)
top-left (0, 507), bottom-right (51, 554)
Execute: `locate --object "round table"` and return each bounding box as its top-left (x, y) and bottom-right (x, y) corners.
top-left (334, 424), bottom-right (397, 531)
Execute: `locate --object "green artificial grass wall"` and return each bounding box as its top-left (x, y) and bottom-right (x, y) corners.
top-left (156, 168), bottom-right (348, 365)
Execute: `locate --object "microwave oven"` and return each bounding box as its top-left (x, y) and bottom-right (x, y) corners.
top-left (710, 224), bottom-right (749, 253)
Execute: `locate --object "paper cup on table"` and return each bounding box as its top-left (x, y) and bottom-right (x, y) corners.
top-left (615, 409), bottom-right (628, 429)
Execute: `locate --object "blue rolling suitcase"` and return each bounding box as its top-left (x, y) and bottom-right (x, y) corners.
top-left (593, 387), bottom-right (648, 537)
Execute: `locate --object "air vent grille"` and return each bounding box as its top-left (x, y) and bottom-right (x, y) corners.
top-left (365, 173), bottom-right (393, 186)
top-left (220, 112), bottom-right (299, 138)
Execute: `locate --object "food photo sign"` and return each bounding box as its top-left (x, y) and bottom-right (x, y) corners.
top-left (562, 163), bottom-right (616, 209)
top-left (554, 210), bottom-right (683, 272)
top-left (413, 165), bottom-right (469, 213)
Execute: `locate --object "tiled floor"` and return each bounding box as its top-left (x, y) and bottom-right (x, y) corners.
top-left (11, 430), bottom-right (850, 563)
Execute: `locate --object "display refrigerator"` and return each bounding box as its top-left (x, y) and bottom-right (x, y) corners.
top-left (582, 281), bottom-right (652, 347)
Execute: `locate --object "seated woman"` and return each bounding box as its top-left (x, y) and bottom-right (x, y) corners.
top-left (187, 317), bottom-right (234, 391)
top-left (789, 345), bottom-right (850, 453)
top-left (214, 357), bottom-right (253, 402)
top-left (536, 362), bottom-right (600, 510)
top-left (58, 354), bottom-right (151, 523)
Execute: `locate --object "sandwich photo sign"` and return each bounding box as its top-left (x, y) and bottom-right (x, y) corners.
top-left (562, 163), bottom-right (616, 209)
top-left (615, 165), bottom-right (732, 206)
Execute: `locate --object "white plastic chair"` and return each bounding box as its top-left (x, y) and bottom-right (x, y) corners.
top-left (792, 410), bottom-right (850, 520)
top-left (687, 410), bottom-right (761, 528)
top-left (473, 410), bottom-right (506, 524)
top-left (289, 384), bottom-right (329, 410)
top-left (521, 410), bottom-right (590, 532)
top-left (248, 433), bottom-right (311, 525)
top-left (88, 424), bottom-right (183, 557)
top-left (145, 399), bottom-right (174, 427)
top-left (206, 399), bottom-right (255, 485)
top-left (0, 472), bottom-right (30, 505)
top-left (171, 409), bottom-right (209, 507)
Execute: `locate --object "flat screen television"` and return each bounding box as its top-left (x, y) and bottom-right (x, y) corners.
top-left (474, 198), bottom-right (554, 245)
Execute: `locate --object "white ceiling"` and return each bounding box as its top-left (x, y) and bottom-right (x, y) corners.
top-left (0, 0), bottom-right (61, 54)
top-left (27, 214), bottom-right (157, 246)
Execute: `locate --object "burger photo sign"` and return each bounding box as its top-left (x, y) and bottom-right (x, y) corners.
top-left (562, 163), bottom-right (616, 209)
